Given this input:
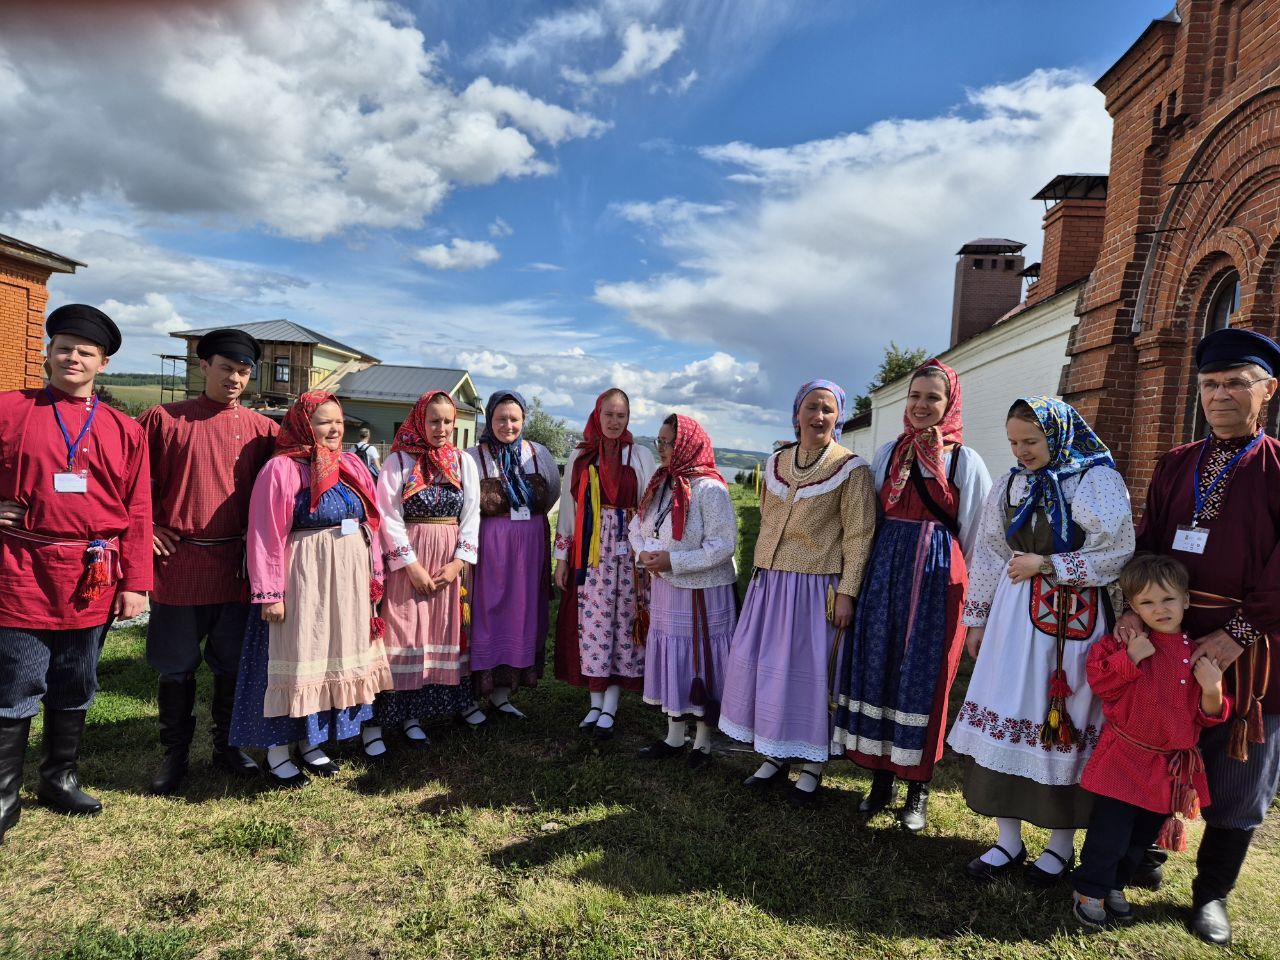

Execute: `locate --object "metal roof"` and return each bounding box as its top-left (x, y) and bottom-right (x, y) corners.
top-left (956, 238), bottom-right (1026, 256)
top-left (173, 319), bottom-right (378, 362)
top-left (334, 364), bottom-right (475, 409)
top-left (0, 233), bottom-right (85, 273)
top-left (1032, 173), bottom-right (1109, 203)
top-left (1017, 262), bottom-right (1042, 279)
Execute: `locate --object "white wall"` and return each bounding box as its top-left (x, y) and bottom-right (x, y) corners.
top-left (852, 288), bottom-right (1079, 476)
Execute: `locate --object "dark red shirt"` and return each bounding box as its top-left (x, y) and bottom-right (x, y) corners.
top-left (137, 394), bottom-right (277, 605)
top-left (0, 386), bottom-right (152, 629)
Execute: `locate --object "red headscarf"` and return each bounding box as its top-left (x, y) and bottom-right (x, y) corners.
top-left (571, 389), bottom-right (633, 504)
top-left (390, 390), bottom-right (463, 501)
top-left (275, 391), bottom-right (377, 527)
top-left (638, 415), bottom-right (724, 541)
top-left (885, 359), bottom-right (963, 510)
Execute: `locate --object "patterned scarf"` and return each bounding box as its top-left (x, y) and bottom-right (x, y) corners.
top-left (571, 390), bottom-right (633, 505)
top-left (274, 390), bottom-right (376, 526)
top-left (391, 390), bottom-right (463, 501)
top-left (481, 389), bottom-right (536, 511)
top-left (885, 359), bottom-right (963, 509)
top-left (792, 379), bottom-right (847, 440)
top-left (1005, 396), bottom-right (1114, 553)
top-left (638, 415), bottom-right (725, 541)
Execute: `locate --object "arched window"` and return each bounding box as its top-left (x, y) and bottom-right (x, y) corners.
top-left (1206, 270), bottom-right (1240, 331)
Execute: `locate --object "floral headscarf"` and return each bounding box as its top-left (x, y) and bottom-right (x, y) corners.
top-left (885, 359), bottom-right (964, 510)
top-left (638, 415), bottom-right (725, 541)
top-left (391, 390), bottom-right (463, 501)
top-left (571, 389), bottom-right (633, 505)
top-left (274, 391), bottom-right (376, 525)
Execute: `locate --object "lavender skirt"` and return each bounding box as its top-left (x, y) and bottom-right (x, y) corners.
top-left (718, 569), bottom-right (839, 762)
top-left (642, 577), bottom-right (736, 718)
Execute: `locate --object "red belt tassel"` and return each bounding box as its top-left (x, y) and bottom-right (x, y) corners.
top-left (77, 539), bottom-right (119, 602)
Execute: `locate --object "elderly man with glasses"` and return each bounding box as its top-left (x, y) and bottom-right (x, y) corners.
top-left (1114, 327), bottom-right (1280, 945)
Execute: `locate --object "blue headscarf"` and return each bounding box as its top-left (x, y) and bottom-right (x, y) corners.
top-left (481, 390), bottom-right (536, 511)
top-left (1005, 396), bottom-right (1114, 553)
top-left (792, 379), bottom-right (847, 439)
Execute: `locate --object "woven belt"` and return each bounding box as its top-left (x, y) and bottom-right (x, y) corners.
top-left (180, 534), bottom-right (244, 547)
top-left (406, 517), bottom-right (458, 525)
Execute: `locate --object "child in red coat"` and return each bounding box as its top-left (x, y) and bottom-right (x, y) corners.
top-left (1072, 554), bottom-right (1229, 930)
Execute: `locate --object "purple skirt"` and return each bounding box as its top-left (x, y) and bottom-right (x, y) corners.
top-left (718, 569), bottom-right (838, 762)
top-left (642, 578), bottom-right (736, 718)
top-left (469, 513), bottom-right (550, 673)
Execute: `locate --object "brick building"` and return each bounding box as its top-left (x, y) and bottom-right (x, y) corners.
top-left (0, 234), bottom-right (83, 392)
top-left (1063, 0), bottom-right (1280, 500)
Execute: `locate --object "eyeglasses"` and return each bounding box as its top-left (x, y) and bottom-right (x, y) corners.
top-left (1198, 376), bottom-right (1274, 396)
top-left (655, 438), bottom-right (675, 450)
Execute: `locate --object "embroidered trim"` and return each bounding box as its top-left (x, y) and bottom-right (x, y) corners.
top-left (831, 697), bottom-right (930, 728)
top-left (251, 589), bottom-right (284, 602)
top-left (963, 599), bottom-right (991, 621)
top-left (1223, 612), bottom-right (1263, 647)
top-left (554, 533), bottom-right (572, 552)
top-left (829, 732), bottom-right (924, 767)
top-left (765, 451), bottom-right (867, 501)
top-left (385, 544), bottom-right (413, 563)
top-left (953, 699), bottom-right (1099, 754)
top-left (1057, 551), bottom-right (1089, 586)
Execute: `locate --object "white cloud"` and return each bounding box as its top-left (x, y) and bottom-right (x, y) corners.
top-left (594, 69), bottom-right (1112, 404)
top-left (412, 238), bottom-right (501, 271)
top-left (611, 197), bottom-right (730, 228)
top-left (456, 350), bottom-right (519, 378)
top-left (475, 9), bottom-right (607, 70)
top-left (566, 22), bottom-right (684, 87)
top-left (0, 0), bottom-right (605, 240)
top-left (522, 261), bottom-right (565, 272)
top-left (488, 217), bottom-right (514, 238)
top-left (516, 383), bottom-right (573, 407)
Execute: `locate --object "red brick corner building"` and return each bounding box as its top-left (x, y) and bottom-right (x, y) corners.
top-left (0, 234), bottom-right (84, 393)
top-left (1063, 0), bottom-right (1280, 501)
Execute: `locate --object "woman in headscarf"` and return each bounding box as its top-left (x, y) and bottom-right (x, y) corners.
top-left (947, 397), bottom-right (1134, 886)
top-left (553, 389), bottom-right (656, 738)
top-left (831, 360), bottom-right (992, 831)
top-left (363, 391), bottom-right (480, 756)
top-left (629, 414), bottom-right (738, 768)
top-left (466, 390), bottom-right (561, 721)
top-left (719, 380), bottom-right (877, 805)
top-left (230, 391), bottom-right (393, 787)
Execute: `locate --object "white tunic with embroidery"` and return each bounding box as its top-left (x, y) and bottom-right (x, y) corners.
top-left (376, 451), bottom-right (481, 569)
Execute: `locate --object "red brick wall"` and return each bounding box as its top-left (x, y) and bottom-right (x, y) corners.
top-left (1063, 0), bottom-right (1280, 507)
top-left (950, 253), bottom-right (1025, 348)
top-left (0, 254), bottom-right (54, 393)
top-left (1027, 200), bottom-right (1107, 308)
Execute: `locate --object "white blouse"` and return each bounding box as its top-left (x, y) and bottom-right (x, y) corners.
top-left (375, 450), bottom-right (481, 569)
top-left (870, 440), bottom-right (993, 557)
top-left (627, 477), bottom-right (738, 590)
top-left (554, 443), bottom-right (657, 560)
top-left (466, 439), bottom-right (562, 508)
top-left (962, 465), bottom-right (1135, 627)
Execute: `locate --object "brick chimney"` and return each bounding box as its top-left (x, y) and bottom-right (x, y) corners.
top-left (949, 238), bottom-right (1025, 348)
top-left (1024, 173), bottom-right (1108, 308)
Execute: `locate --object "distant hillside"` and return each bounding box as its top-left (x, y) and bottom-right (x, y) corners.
top-left (630, 437), bottom-right (766, 472)
top-left (97, 373), bottom-right (167, 386)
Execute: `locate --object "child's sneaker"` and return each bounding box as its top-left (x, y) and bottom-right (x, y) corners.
top-left (1072, 892), bottom-right (1108, 931)
top-left (1105, 889), bottom-right (1136, 924)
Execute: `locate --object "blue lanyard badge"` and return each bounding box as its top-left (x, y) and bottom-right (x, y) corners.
top-left (47, 388), bottom-right (98, 493)
top-left (1191, 432), bottom-right (1262, 526)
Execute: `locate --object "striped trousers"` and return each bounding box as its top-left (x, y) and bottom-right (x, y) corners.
top-left (0, 625), bottom-right (109, 720)
top-left (1201, 713), bottom-right (1280, 830)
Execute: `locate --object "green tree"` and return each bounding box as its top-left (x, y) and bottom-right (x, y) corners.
top-left (520, 395), bottom-right (572, 457)
top-left (851, 341), bottom-right (930, 416)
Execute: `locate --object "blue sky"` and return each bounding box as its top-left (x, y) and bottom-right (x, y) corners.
top-left (0, 0), bottom-right (1169, 448)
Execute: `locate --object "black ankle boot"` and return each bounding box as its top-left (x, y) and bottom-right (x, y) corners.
top-left (36, 710), bottom-right (102, 816)
top-left (1190, 826), bottom-right (1254, 946)
top-left (150, 676), bottom-right (197, 795)
top-left (0, 717), bottom-right (31, 844)
top-left (858, 769), bottom-right (898, 815)
top-left (210, 674), bottom-right (259, 778)
top-left (899, 780), bottom-right (930, 833)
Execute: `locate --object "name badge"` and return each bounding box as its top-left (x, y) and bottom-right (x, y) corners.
top-left (53, 472), bottom-right (88, 493)
top-left (341, 518), bottom-right (360, 537)
top-left (1173, 524), bottom-right (1209, 555)
top-left (615, 537), bottom-right (631, 557)
top-left (510, 506), bottom-right (531, 522)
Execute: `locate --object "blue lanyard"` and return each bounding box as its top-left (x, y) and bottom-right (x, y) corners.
top-left (334, 482), bottom-right (360, 518)
top-left (46, 388), bottom-right (98, 472)
top-left (1192, 432), bottom-right (1263, 525)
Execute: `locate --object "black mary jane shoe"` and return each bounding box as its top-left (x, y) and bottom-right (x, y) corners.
top-left (743, 758), bottom-right (791, 792)
top-left (361, 736), bottom-right (389, 761)
top-left (787, 769), bottom-right (824, 808)
top-left (455, 706), bottom-right (489, 730)
top-left (964, 843), bottom-right (1027, 882)
top-left (265, 755), bottom-right (309, 789)
top-left (491, 700), bottom-right (528, 721)
top-left (686, 748), bottom-right (713, 770)
top-left (400, 721), bottom-right (430, 749)
top-left (637, 739), bottom-right (686, 760)
top-left (297, 748), bottom-right (341, 778)
top-left (1190, 898), bottom-right (1232, 946)
top-left (578, 708), bottom-right (602, 732)
top-left (1023, 848), bottom-right (1074, 889)
top-left (593, 712), bottom-right (617, 741)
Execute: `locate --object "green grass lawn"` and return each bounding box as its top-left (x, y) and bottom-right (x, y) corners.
top-left (1, 486), bottom-right (1276, 959)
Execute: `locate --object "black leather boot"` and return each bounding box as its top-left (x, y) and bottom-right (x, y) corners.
top-left (858, 769), bottom-right (898, 815)
top-left (210, 674), bottom-right (259, 778)
top-left (899, 780), bottom-right (930, 833)
top-left (1190, 825), bottom-right (1254, 946)
top-left (0, 717), bottom-right (31, 844)
top-left (149, 676), bottom-right (197, 795)
top-left (36, 710), bottom-right (102, 816)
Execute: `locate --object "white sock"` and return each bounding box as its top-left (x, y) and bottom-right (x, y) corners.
top-left (597, 684), bottom-right (621, 729)
top-left (265, 744), bottom-right (300, 778)
top-left (580, 691), bottom-right (605, 727)
top-left (693, 721), bottom-right (711, 753)
top-left (796, 761), bottom-right (824, 793)
top-left (402, 718), bottom-right (429, 742)
top-left (461, 703), bottom-right (487, 725)
top-left (361, 725), bottom-right (386, 757)
top-left (664, 717), bottom-right (687, 748)
top-left (298, 740), bottom-right (330, 765)
top-left (490, 688), bottom-right (526, 717)
top-left (1034, 828), bottom-right (1076, 873)
top-left (982, 818), bottom-right (1024, 865)
top-left (751, 758), bottom-right (785, 780)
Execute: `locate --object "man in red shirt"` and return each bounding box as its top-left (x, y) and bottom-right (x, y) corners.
top-left (137, 329), bottom-right (277, 794)
top-left (0, 304), bottom-right (151, 844)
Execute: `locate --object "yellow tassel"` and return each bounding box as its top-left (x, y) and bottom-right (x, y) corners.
top-left (460, 584), bottom-right (471, 626)
top-left (587, 466), bottom-right (603, 569)
top-left (1047, 708), bottom-right (1060, 729)
top-left (826, 584), bottom-right (837, 624)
